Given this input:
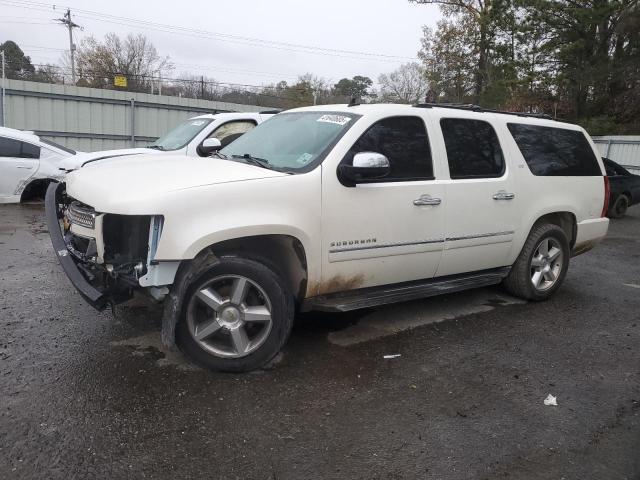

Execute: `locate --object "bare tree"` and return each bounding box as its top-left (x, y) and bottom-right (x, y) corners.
top-left (377, 62), bottom-right (430, 103)
top-left (73, 33), bottom-right (172, 91)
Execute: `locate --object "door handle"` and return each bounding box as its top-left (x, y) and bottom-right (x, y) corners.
top-left (493, 190), bottom-right (515, 200)
top-left (413, 194), bottom-right (442, 206)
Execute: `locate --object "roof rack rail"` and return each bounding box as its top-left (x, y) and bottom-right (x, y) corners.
top-left (413, 102), bottom-right (553, 120)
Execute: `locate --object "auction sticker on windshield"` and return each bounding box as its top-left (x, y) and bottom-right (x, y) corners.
top-left (317, 114), bottom-right (351, 126)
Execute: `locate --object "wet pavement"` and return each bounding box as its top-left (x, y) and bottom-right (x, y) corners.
top-left (1, 203), bottom-right (639, 479)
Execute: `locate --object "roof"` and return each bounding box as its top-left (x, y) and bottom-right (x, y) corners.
top-left (286, 103), bottom-right (579, 130)
top-left (0, 126), bottom-right (40, 143)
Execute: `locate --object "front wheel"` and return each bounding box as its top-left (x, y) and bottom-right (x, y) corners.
top-left (176, 256), bottom-right (294, 372)
top-left (503, 223), bottom-right (570, 301)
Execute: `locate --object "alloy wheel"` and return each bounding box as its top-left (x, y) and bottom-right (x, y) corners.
top-left (530, 238), bottom-right (563, 291)
top-left (187, 275), bottom-right (273, 358)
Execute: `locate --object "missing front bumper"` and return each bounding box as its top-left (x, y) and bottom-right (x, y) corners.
top-left (45, 182), bottom-right (135, 311)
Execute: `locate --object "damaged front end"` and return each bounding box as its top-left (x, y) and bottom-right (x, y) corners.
top-left (45, 182), bottom-right (166, 310)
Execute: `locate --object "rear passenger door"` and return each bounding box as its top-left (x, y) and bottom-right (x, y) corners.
top-left (434, 117), bottom-right (518, 277)
top-left (0, 136), bottom-right (40, 199)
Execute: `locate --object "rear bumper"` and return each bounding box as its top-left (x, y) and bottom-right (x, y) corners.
top-left (45, 182), bottom-right (108, 310)
top-left (572, 217), bottom-right (609, 256)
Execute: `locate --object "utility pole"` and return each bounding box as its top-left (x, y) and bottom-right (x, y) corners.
top-left (1, 50), bottom-right (5, 127)
top-left (56, 9), bottom-right (81, 84)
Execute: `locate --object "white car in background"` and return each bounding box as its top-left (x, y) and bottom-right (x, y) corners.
top-left (0, 126), bottom-right (77, 203)
top-left (57, 111), bottom-right (276, 172)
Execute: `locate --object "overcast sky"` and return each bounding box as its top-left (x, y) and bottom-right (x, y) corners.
top-left (1, 0), bottom-right (441, 87)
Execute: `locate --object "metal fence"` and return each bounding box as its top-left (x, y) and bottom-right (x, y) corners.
top-left (592, 136), bottom-right (640, 173)
top-left (0, 79), bottom-right (266, 152)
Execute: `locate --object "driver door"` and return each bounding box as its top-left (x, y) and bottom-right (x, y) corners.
top-left (318, 116), bottom-right (446, 295)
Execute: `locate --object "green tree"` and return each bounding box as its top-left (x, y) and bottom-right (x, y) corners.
top-left (333, 76), bottom-right (373, 99)
top-left (419, 18), bottom-right (476, 103)
top-left (0, 40), bottom-right (35, 80)
top-left (527, 0), bottom-right (638, 121)
top-left (411, 0), bottom-right (512, 102)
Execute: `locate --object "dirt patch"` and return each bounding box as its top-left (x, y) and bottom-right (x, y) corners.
top-left (307, 273), bottom-right (366, 296)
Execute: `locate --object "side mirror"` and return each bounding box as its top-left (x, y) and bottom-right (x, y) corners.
top-left (200, 137), bottom-right (222, 156)
top-left (338, 152), bottom-right (390, 186)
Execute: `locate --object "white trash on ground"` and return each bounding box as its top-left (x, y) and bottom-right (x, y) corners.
top-left (544, 394), bottom-right (557, 406)
top-left (383, 354), bottom-right (402, 359)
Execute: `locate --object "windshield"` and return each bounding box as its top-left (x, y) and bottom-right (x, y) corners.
top-left (151, 118), bottom-right (213, 151)
top-left (220, 112), bottom-right (358, 172)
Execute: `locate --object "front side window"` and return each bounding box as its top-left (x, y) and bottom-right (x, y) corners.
top-left (441, 118), bottom-right (504, 179)
top-left (0, 137), bottom-right (40, 159)
top-left (208, 120), bottom-right (256, 148)
top-left (221, 112), bottom-right (358, 172)
top-left (150, 118), bottom-right (213, 151)
top-left (507, 123), bottom-right (601, 176)
top-left (343, 116), bottom-right (433, 182)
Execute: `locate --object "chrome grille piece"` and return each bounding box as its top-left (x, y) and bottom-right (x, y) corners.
top-left (67, 201), bottom-right (96, 229)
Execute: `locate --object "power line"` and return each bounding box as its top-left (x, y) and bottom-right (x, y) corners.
top-left (4, 60), bottom-right (316, 95)
top-left (0, 0), bottom-right (418, 63)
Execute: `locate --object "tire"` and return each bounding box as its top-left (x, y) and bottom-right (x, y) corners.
top-left (503, 223), bottom-right (570, 301)
top-left (608, 194), bottom-right (629, 219)
top-left (176, 256), bottom-right (294, 372)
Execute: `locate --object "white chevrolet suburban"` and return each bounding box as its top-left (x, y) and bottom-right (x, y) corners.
top-left (46, 103), bottom-right (610, 372)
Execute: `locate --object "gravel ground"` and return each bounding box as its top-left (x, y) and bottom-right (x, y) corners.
top-left (1, 203), bottom-right (639, 480)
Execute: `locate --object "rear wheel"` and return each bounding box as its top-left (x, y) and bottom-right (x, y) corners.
top-left (608, 194), bottom-right (629, 218)
top-left (176, 256), bottom-right (294, 372)
top-left (503, 223), bottom-right (570, 301)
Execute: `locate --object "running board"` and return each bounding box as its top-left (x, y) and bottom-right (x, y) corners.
top-left (302, 267), bottom-right (511, 313)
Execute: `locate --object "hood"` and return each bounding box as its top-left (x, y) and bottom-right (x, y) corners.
top-left (65, 154), bottom-right (287, 213)
top-left (57, 147), bottom-right (157, 171)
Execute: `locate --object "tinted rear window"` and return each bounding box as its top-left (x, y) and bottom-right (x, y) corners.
top-left (507, 124), bottom-right (601, 176)
top-left (440, 118), bottom-right (504, 179)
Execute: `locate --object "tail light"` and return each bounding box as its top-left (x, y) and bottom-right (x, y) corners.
top-left (601, 176), bottom-right (610, 217)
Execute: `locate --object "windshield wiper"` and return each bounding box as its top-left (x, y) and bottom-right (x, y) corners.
top-left (231, 153), bottom-right (272, 170)
top-left (147, 145), bottom-right (165, 150)
top-left (211, 151), bottom-right (230, 159)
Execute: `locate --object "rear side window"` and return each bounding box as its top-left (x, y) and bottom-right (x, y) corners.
top-left (507, 124), bottom-right (601, 176)
top-left (344, 116), bottom-right (433, 181)
top-left (603, 158), bottom-right (629, 176)
top-left (440, 119), bottom-right (505, 179)
top-left (0, 137), bottom-right (40, 159)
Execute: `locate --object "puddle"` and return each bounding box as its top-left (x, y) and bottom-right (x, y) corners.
top-left (110, 332), bottom-right (200, 371)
